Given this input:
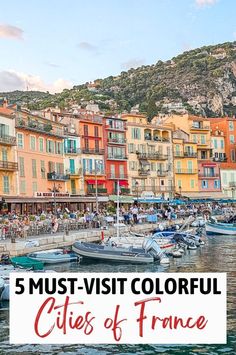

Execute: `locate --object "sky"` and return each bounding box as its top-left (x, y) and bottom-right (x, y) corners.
top-left (0, 0), bottom-right (236, 93)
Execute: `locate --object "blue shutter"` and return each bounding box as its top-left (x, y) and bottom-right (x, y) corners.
top-left (82, 159), bottom-right (86, 173)
top-left (89, 159), bottom-right (93, 173)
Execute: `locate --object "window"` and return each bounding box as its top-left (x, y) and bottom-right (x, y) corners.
top-left (84, 138), bottom-right (89, 150)
top-left (20, 180), bottom-right (26, 194)
top-left (46, 139), bottom-right (54, 153)
top-left (190, 179), bottom-right (195, 188)
top-left (95, 159), bottom-right (104, 174)
top-left (200, 135), bottom-right (206, 144)
top-left (214, 180), bottom-right (220, 189)
top-left (110, 164), bottom-right (115, 178)
top-left (94, 126), bottom-right (99, 137)
top-left (128, 144), bottom-right (135, 153)
top-left (48, 161), bottom-right (55, 173)
top-left (55, 141), bottom-right (63, 154)
top-left (230, 135), bottom-right (234, 143)
top-left (32, 159), bottom-right (37, 178)
top-left (30, 135), bottom-right (36, 150)
top-left (39, 138), bottom-right (44, 152)
top-left (176, 161), bottom-right (181, 173)
top-left (17, 133), bottom-right (24, 148)
top-left (84, 125), bottom-right (88, 136)
top-left (40, 160), bottom-right (45, 178)
top-left (3, 176), bottom-right (9, 194)
top-left (151, 162), bottom-right (156, 171)
top-left (220, 139), bottom-right (224, 149)
top-left (82, 159), bottom-right (92, 173)
top-left (131, 128), bottom-right (141, 139)
top-left (187, 161), bottom-right (193, 173)
top-left (119, 165), bottom-right (125, 178)
top-left (19, 157), bottom-right (25, 177)
top-left (2, 149), bottom-right (7, 161)
top-left (0, 123), bottom-right (9, 136)
top-left (202, 180), bottom-right (208, 189)
top-left (178, 180), bottom-right (182, 188)
top-left (32, 182), bottom-right (38, 193)
top-left (95, 140), bottom-right (99, 152)
top-left (231, 149), bottom-right (235, 162)
top-left (214, 139), bottom-right (218, 149)
top-left (222, 172), bottom-right (227, 184)
top-left (229, 121), bottom-right (234, 131)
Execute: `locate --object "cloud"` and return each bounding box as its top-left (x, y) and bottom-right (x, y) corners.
top-left (0, 24), bottom-right (23, 40)
top-left (44, 61), bottom-right (60, 68)
top-left (195, 0), bottom-right (217, 7)
top-left (121, 58), bottom-right (145, 70)
top-left (78, 41), bottom-right (98, 52)
top-left (0, 70), bottom-right (73, 93)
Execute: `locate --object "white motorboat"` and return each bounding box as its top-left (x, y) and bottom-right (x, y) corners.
top-left (27, 249), bottom-right (79, 264)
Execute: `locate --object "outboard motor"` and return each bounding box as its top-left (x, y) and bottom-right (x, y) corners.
top-left (143, 238), bottom-right (170, 264)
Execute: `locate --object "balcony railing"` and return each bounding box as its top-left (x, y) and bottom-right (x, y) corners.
top-left (107, 174), bottom-right (128, 180)
top-left (175, 169), bottom-right (198, 174)
top-left (144, 137), bottom-right (170, 143)
top-left (191, 125), bottom-right (210, 130)
top-left (131, 186), bottom-right (175, 194)
top-left (137, 152), bottom-right (168, 160)
top-left (138, 169), bottom-right (150, 176)
top-left (64, 147), bottom-right (81, 154)
top-left (15, 118), bottom-right (64, 138)
top-left (107, 155), bottom-right (127, 160)
top-left (107, 138), bottom-right (126, 144)
top-left (47, 172), bottom-right (70, 181)
top-left (106, 124), bottom-right (126, 131)
top-left (83, 170), bottom-right (105, 176)
top-left (0, 134), bottom-right (17, 146)
top-left (88, 188), bottom-right (107, 194)
top-left (157, 170), bottom-right (168, 177)
top-left (198, 173), bottom-right (220, 178)
top-left (67, 169), bottom-right (82, 176)
top-left (0, 161), bottom-right (18, 171)
top-left (175, 151), bottom-right (197, 158)
top-left (213, 157), bottom-right (227, 162)
top-left (82, 148), bottom-right (104, 155)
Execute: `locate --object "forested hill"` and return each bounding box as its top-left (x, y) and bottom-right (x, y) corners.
top-left (1, 41), bottom-right (236, 118)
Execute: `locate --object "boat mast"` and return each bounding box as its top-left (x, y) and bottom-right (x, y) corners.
top-left (117, 180), bottom-right (120, 238)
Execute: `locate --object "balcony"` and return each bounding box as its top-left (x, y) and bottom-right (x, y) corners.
top-left (184, 152), bottom-right (197, 158)
top-left (107, 137), bottom-right (126, 144)
top-left (137, 152), bottom-right (168, 160)
top-left (198, 173), bottom-right (220, 178)
top-left (138, 169), bottom-right (150, 176)
top-left (87, 188), bottom-right (107, 194)
top-left (64, 147), bottom-right (81, 154)
top-left (47, 172), bottom-right (70, 181)
top-left (0, 134), bottom-right (16, 146)
top-left (0, 161), bottom-right (18, 171)
top-left (15, 118), bottom-right (64, 138)
top-left (67, 169), bottom-right (82, 176)
top-left (106, 124), bottom-right (126, 131)
top-left (157, 170), bottom-right (168, 177)
top-left (107, 174), bottom-right (128, 180)
top-left (191, 125), bottom-right (210, 131)
top-left (107, 155), bottom-right (127, 160)
top-left (131, 186), bottom-right (175, 194)
top-left (83, 170), bottom-right (105, 176)
top-left (82, 148), bottom-right (104, 155)
top-left (175, 169), bottom-right (198, 174)
top-left (144, 137), bottom-right (170, 143)
top-left (213, 157), bottom-right (227, 162)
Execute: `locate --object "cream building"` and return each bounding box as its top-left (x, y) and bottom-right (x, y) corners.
top-left (122, 113), bottom-right (174, 199)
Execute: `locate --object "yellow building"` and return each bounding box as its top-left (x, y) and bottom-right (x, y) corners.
top-left (173, 129), bottom-right (198, 194)
top-left (122, 113), bottom-right (174, 199)
top-left (0, 109), bottom-right (18, 199)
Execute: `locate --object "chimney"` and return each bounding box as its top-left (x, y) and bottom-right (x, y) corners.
top-left (3, 97), bottom-right (8, 108)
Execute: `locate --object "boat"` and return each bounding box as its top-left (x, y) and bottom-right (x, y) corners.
top-left (10, 256), bottom-right (44, 270)
top-left (27, 249), bottom-right (79, 264)
top-left (206, 219), bottom-right (236, 235)
top-left (72, 241), bottom-right (154, 264)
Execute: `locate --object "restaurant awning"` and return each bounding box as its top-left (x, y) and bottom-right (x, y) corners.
top-left (136, 197), bottom-right (164, 203)
top-left (119, 180), bottom-right (129, 186)
top-left (86, 180), bottom-right (105, 185)
top-left (182, 192), bottom-right (226, 199)
top-left (109, 195), bottom-right (134, 203)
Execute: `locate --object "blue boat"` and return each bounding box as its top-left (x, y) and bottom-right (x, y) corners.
top-left (206, 221), bottom-right (236, 235)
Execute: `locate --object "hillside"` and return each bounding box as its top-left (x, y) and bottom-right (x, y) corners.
top-left (1, 41), bottom-right (236, 118)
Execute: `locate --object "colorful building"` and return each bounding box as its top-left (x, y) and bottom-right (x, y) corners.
top-left (172, 129), bottom-right (198, 195)
top-left (123, 113), bottom-right (174, 199)
top-left (210, 117), bottom-right (236, 196)
top-left (163, 114), bottom-right (222, 198)
top-left (0, 104), bottom-right (18, 201)
top-left (79, 113), bottom-right (106, 196)
top-left (103, 116), bottom-right (128, 195)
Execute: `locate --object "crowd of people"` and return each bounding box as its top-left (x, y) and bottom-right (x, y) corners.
top-left (0, 202), bottom-right (235, 240)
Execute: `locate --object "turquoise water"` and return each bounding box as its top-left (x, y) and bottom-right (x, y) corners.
top-left (0, 235), bottom-right (236, 354)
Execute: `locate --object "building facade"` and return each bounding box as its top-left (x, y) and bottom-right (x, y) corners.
top-left (123, 113), bottom-right (174, 199)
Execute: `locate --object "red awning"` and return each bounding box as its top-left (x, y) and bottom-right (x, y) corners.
top-left (86, 180), bottom-right (105, 185)
top-left (119, 180), bottom-right (129, 186)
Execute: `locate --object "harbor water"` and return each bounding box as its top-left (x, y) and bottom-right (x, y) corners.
top-left (0, 234), bottom-right (235, 354)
